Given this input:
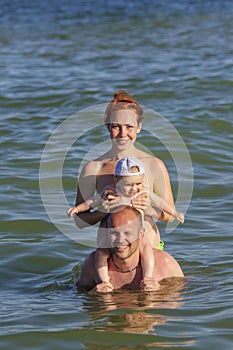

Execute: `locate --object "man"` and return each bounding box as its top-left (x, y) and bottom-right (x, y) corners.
top-left (77, 206), bottom-right (184, 292)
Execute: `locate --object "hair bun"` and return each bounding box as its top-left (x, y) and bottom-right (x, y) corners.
top-left (113, 90), bottom-right (135, 103)
top-left (104, 89), bottom-right (144, 124)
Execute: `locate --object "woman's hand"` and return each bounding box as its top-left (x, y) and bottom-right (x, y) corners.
top-left (130, 191), bottom-right (153, 214)
top-left (103, 195), bottom-right (131, 212)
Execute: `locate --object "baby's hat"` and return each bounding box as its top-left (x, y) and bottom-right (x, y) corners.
top-left (114, 157), bottom-right (145, 176)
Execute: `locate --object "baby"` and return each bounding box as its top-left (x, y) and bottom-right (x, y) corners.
top-left (68, 157), bottom-right (184, 291)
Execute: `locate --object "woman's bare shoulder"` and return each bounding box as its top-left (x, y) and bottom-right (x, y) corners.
top-left (137, 150), bottom-right (166, 170)
top-left (81, 158), bottom-right (106, 175)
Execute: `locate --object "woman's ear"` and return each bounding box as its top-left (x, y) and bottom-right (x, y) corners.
top-left (139, 228), bottom-right (145, 239)
top-left (136, 122), bottom-right (142, 133)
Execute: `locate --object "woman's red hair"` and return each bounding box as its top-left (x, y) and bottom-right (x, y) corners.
top-left (104, 90), bottom-right (144, 124)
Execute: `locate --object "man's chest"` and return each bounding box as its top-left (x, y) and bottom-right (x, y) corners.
top-left (108, 268), bottom-right (142, 290)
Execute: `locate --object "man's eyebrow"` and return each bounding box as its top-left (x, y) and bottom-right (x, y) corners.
top-left (109, 229), bottom-right (118, 233)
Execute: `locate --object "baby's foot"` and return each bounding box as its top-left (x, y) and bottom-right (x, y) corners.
top-left (94, 281), bottom-right (114, 293)
top-left (140, 277), bottom-right (160, 291)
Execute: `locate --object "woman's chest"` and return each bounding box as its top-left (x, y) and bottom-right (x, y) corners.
top-left (96, 159), bottom-right (118, 192)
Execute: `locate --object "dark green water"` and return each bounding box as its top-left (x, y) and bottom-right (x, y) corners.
top-left (1, 1), bottom-right (232, 349)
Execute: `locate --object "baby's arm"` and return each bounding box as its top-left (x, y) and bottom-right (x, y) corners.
top-left (139, 237), bottom-right (159, 291)
top-left (149, 192), bottom-right (185, 224)
top-left (67, 194), bottom-right (103, 218)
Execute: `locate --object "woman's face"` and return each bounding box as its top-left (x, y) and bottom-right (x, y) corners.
top-left (107, 110), bottom-right (141, 150)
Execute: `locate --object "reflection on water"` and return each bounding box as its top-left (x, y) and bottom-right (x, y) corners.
top-left (1, 0), bottom-right (233, 349)
top-left (76, 279), bottom-right (195, 349)
top-left (81, 278), bottom-right (185, 334)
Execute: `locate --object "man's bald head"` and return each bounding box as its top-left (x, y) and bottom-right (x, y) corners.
top-left (107, 206), bottom-right (143, 231)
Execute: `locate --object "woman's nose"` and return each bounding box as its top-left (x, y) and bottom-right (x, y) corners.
top-left (119, 126), bottom-right (127, 138)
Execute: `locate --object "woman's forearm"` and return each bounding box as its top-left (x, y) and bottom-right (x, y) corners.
top-left (74, 209), bottom-right (108, 229)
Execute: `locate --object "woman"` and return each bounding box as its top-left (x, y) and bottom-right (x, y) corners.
top-left (74, 90), bottom-right (176, 249)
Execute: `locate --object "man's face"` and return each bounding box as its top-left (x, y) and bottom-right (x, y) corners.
top-left (108, 210), bottom-right (143, 260)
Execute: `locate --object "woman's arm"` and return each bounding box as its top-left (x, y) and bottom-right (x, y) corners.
top-left (152, 158), bottom-right (176, 222)
top-left (74, 161), bottom-right (108, 229)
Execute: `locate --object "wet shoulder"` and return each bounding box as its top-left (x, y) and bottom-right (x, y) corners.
top-left (81, 158), bottom-right (107, 176)
top-left (154, 249), bottom-right (184, 279)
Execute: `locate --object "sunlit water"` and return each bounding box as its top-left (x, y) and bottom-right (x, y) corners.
top-left (0, 1), bottom-right (232, 349)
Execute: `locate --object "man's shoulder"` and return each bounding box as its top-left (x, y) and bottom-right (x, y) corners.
top-left (76, 251), bottom-right (96, 291)
top-left (153, 249), bottom-right (184, 279)
top-left (84, 250), bottom-right (96, 265)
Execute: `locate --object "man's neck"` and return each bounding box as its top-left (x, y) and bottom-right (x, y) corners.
top-left (111, 251), bottom-right (140, 273)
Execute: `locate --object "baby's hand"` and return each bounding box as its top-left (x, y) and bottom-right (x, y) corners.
top-left (175, 212), bottom-right (185, 224)
top-left (67, 207), bottom-right (79, 218)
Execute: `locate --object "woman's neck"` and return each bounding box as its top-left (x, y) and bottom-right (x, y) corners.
top-left (109, 144), bottom-right (138, 158)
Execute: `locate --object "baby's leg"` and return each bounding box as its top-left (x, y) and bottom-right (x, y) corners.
top-left (144, 218), bottom-right (161, 249)
top-left (139, 236), bottom-right (160, 291)
top-left (95, 248), bottom-right (111, 283)
top-left (95, 220), bottom-right (114, 291)
top-left (139, 236), bottom-right (154, 279)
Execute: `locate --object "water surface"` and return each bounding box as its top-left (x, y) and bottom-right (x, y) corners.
top-left (0, 0), bottom-right (233, 349)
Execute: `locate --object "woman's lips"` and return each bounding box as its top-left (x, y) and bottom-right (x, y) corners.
top-left (116, 139), bottom-right (129, 145)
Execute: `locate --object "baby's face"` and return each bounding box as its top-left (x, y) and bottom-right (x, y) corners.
top-left (116, 174), bottom-right (144, 197)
